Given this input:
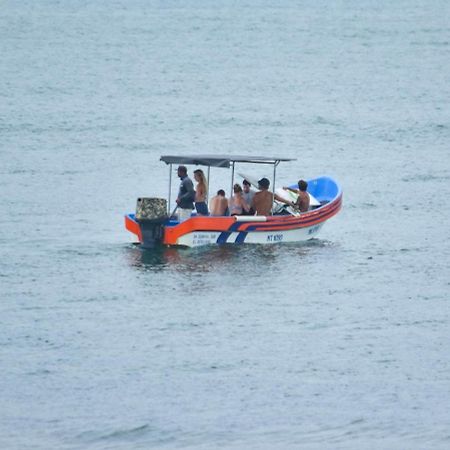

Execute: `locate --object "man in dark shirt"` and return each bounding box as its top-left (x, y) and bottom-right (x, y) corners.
top-left (176, 165), bottom-right (195, 221)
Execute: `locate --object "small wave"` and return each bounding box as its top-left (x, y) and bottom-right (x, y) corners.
top-left (294, 418), bottom-right (367, 444)
top-left (78, 424), bottom-right (154, 444)
top-left (411, 40), bottom-right (449, 47)
top-left (347, 202), bottom-right (377, 209)
top-left (402, 173), bottom-right (450, 182)
top-left (98, 424), bottom-right (151, 441)
top-left (313, 116), bottom-right (343, 127)
top-left (26, 369), bottom-right (52, 376)
top-left (399, 247), bottom-right (424, 253)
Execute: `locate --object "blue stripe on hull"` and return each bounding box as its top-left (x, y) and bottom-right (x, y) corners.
top-left (235, 232), bottom-right (248, 244)
top-left (217, 232), bottom-right (232, 244)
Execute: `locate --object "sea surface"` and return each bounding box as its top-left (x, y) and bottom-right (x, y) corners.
top-left (1, 1), bottom-right (450, 449)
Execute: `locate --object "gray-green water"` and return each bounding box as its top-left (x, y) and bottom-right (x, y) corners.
top-left (1, 1), bottom-right (450, 448)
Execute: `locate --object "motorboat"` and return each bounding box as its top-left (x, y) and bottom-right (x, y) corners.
top-left (125, 154), bottom-right (342, 248)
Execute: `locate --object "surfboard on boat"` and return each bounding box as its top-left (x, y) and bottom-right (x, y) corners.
top-left (238, 172), bottom-right (259, 188)
top-left (238, 172), bottom-right (320, 207)
top-left (275, 187), bottom-right (321, 207)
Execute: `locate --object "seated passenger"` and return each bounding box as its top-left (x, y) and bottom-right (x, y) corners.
top-left (229, 184), bottom-right (250, 215)
top-left (283, 179), bottom-right (310, 212)
top-left (252, 178), bottom-right (294, 216)
top-left (209, 189), bottom-right (229, 216)
top-left (242, 179), bottom-right (256, 213)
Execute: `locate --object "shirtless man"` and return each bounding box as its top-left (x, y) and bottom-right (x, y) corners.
top-left (284, 179), bottom-right (310, 212)
top-left (209, 190), bottom-right (229, 216)
top-left (251, 178), bottom-right (294, 216)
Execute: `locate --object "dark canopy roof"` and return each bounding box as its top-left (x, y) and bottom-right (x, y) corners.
top-left (160, 154), bottom-right (296, 168)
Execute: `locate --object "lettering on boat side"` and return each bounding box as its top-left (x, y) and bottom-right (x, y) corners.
top-left (267, 234), bottom-right (283, 242)
top-left (193, 233), bottom-right (219, 246)
top-left (308, 225), bottom-right (321, 235)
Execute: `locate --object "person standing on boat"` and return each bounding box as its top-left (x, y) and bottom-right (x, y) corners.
top-left (176, 165), bottom-right (195, 222)
top-left (252, 178), bottom-right (294, 216)
top-left (284, 179), bottom-right (310, 212)
top-left (242, 179), bottom-right (255, 214)
top-left (193, 169), bottom-right (209, 216)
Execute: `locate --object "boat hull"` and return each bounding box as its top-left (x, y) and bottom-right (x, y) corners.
top-left (172, 223), bottom-right (324, 247)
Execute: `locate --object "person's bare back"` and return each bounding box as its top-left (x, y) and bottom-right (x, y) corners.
top-left (252, 190), bottom-right (273, 215)
top-left (296, 190), bottom-right (310, 212)
top-left (210, 190), bottom-right (228, 216)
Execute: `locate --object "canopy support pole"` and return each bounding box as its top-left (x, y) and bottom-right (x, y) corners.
top-left (207, 166), bottom-right (211, 206)
top-left (168, 164), bottom-right (172, 215)
top-left (230, 162), bottom-right (235, 198)
top-left (271, 161), bottom-right (279, 214)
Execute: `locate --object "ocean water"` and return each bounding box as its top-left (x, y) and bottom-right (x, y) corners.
top-left (1, 1), bottom-right (450, 449)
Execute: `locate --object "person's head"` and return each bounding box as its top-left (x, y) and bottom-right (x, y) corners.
top-left (243, 179), bottom-right (251, 192)
top-left (298, 179), bottom-right (308, 191)
top-left (217, 189), bottom-right (225, 197)
top-left (194, 169), bottom-right (206, 184)
top-left (233, 183), bottom-right (243, 194)
top-left (258, 177), bottom-right (270, 190)
top-left (177, 165), bottom-right (187, 178)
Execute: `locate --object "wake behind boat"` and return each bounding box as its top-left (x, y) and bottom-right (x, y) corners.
top-left (125, 154), bottom-right (342, 248)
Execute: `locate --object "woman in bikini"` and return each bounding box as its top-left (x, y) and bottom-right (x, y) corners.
top-left (193, 169), bottom-right (209, 215)
top-left (229, 183), bottom-right (250, 215)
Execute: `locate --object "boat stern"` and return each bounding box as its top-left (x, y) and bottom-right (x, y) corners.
top-left (125, 213), bottom-right (143, 243)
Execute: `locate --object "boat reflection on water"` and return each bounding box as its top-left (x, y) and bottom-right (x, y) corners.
top-left (125, 243), bottom-right (260, 273)
top-left (124, 239), bottom-right (327, 274)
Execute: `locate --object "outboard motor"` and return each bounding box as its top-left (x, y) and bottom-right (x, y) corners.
top-left (135, 198), bottom-right (168, 249)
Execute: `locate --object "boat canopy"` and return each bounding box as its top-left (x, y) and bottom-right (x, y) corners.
top-left (160, 154), bottom-right (296, 168)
